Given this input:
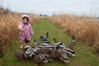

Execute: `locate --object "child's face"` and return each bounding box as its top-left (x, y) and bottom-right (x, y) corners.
top-left (23, 18), bottom-right (28, 23)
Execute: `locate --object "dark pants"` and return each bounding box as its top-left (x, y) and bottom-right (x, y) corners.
top-left (25, 39), bottom-right (30, 43)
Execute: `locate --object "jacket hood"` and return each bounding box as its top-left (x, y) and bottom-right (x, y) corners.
top-left (22, 14), bottom-right (30, 22)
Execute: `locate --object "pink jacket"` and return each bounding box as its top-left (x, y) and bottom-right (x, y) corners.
top-left (18, 15), bottom-right (34, 41)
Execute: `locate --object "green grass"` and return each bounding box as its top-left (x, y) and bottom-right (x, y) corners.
top-left (1, 19), bottom-right (99, 66)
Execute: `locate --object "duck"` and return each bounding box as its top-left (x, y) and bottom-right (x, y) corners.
top-left (33, 39), bottom-right (41, 46)
top-left (14, 50), bottom-right (24, 60)
top-left (50, 49), bottom-right (69, 63)
top-left (40, 32), bottom-right (49, 42)
top-left (23, 46), bottom-right (37, 59)
top-left (62, 47), bottom-right (76, 57)
top-left (59, 52), bottom-right (69, 63)
top-left (53, 38), bottom-right (64, 46)
top-left (34, 54), bottom-right (48, 66)
top-left (66, 35), bottom-right (76, 50)
top-left (53, 38), bottom-right (76, 57)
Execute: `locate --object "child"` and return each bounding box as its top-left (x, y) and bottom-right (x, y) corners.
top-left (18, 15), bottom-right (34, 48)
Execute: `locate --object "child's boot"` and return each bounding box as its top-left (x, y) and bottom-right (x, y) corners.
top-left (26, 43), bottom-right (29, 46)
top-left (20, 42), bottom-right (24, 48)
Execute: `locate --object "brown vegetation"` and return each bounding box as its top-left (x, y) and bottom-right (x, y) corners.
top-left (50, 14), bottom-right (99, 52)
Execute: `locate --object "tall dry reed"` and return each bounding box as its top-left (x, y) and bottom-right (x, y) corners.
top-left (50, 14), bottom-right (99, 52)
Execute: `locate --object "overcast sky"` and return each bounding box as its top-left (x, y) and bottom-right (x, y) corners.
top-left (0, 0), bottom-right (99, 16)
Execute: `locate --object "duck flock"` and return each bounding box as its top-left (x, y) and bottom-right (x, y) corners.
top-left (14, 32), bottom-right (76, 65)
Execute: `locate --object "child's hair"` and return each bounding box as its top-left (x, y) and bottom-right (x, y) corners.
top-left (22, 17), bottom-right (29, 21)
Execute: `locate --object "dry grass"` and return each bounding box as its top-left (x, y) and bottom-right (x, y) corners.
top-left (0, 9), bottom-right (42, 50)
top-left (50, 14), bottom-right (99, 52)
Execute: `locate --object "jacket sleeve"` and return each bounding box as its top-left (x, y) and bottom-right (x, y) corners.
top-left (18, 22), bottom-right (23, 30)
top-left (29, 24), bottom-right (34, 35)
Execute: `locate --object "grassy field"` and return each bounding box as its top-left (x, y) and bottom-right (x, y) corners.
top-left (1, 19), bottom-right (99, 66)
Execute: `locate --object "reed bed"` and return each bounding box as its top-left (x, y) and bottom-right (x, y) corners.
top-left (50, 14), bottom-right (99, 52)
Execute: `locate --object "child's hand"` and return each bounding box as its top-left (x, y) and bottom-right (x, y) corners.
top-left (20, 28), bottom-right (24, 31)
